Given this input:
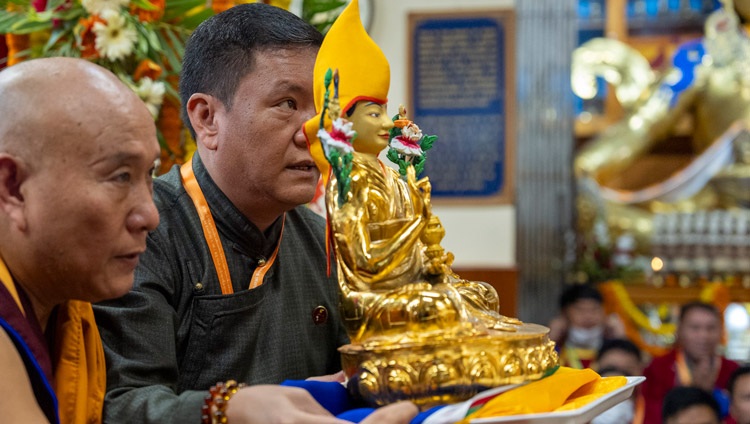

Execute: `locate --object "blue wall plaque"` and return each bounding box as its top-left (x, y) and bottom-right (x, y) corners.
top-left (410, 12), bottom-right (514, 201)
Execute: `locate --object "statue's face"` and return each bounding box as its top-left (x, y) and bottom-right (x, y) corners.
top-left (349, 101), bottom-right (394, 155)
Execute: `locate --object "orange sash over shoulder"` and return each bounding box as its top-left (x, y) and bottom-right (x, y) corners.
top-left (52, 300), bottom-right (106, 424)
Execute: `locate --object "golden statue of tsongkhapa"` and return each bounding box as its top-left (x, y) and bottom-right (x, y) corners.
top-left (303, 0), bottom-right (557, 407)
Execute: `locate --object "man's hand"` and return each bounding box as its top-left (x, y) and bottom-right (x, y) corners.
top-left (306, 370), bottom-right (346, 383)
top-left (690, 356), bottom-right (718, 391)
top-left (362, 401), bottom-right (419, 424)
top-left (225, 385), bottom-right (418, 424)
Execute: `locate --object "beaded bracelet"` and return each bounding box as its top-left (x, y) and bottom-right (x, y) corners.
top-left (201, 380), bottom-right (247, 424)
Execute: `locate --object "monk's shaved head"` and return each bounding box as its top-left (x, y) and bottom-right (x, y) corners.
top-left (0, 57), bottom-right (151, 166)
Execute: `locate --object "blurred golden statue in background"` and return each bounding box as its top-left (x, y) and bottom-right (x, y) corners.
top-left (304, 0), bottom-right (557, 407)
top-left (572, 0), bottom-right (750, 279)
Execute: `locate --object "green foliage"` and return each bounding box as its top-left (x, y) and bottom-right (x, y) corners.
top-left (324, 68), bottom-right (333, 89)
top-left (131, 0), bottom-right (157, 10)
top-left (386, 148), bottom-right (400, 164)
top-left (163, 0), bottom-right (210, 26)
top-left (302, 0), bottom-right (347, 34)
top-left (0, 0), bottom-right (35, 7)
top-left (328, 149), bottom-right (353, 206)
top-left (338, 151), bottom-right (352, 204)
top-left (329, 149), bottom-right (340, 165)
top-left (421, 134), bottom-right (437, 151)
top-left (389, 114), bottom-right (402, 135)
top-left (0, 11), bottom-right (26, 35)
top-left (413, 155), bottom-right (425, 176)
top-left (0, 8), bottom-right (54, 34)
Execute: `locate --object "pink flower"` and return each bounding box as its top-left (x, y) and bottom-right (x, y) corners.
top-left (390, 123), bottom-right (423, 156)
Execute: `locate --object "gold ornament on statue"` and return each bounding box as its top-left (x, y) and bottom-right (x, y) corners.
top-left (304, 0), bottom-right (557, 407)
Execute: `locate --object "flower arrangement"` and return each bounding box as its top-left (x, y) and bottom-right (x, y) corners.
top-left (1, 0), bottom-right (212, 172)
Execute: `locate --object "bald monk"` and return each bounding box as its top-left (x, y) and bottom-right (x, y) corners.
top-left (0, 57), bottom-right (161, 423)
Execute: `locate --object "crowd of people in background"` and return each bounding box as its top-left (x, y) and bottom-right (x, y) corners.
top-left (549, 283), bottom-right (749, 424)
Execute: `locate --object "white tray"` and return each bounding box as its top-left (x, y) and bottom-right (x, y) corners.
top-left (470, 376), bottom-right (645, 424)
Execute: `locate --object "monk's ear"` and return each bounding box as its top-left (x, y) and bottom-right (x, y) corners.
top-left (186, 93), bottom-right (224, 151)
top-left (0, 154), bottom-right (26, 230)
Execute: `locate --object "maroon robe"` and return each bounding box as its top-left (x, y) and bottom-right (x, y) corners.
top-left (641, 348), bottom-right (739, 424)
top-left (0, 280), bottom-right (58, 422)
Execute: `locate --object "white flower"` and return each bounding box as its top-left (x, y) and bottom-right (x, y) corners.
top-left (319, 118), bottom-right (355, 155)
top-left (93, 10), bottom-right (137, 61)
top-left (401, 122), bottom-right (423, 141)
top-left (390, 136), bottom-right (423, 157)
top-left (135, 77), bottom-right (166, 118)
top-left (331, 118), bottom-right (355, 139)
top-left (81, 0), bottom-right (129, 16)
top-left (390, 122), bottom-right (424, 156)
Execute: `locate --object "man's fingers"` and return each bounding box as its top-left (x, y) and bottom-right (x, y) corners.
top-left (360, 402), bottom-right (419, 424)
top-left (306, 370), bottom-right (346, 382)
top-left (286, 387), bottom-right (336, 416)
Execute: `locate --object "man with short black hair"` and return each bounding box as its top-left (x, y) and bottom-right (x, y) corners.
top-left (548, 284), bottom-right (625, 369)
top-left (93, 4), bottom-right (418, 423)
top-left (663, 386), bottom-right (721, 424)
top-left (596, 338), bottom-right (643, 377)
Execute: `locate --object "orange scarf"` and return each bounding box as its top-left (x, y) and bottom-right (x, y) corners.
top-left (460, 367), bottom-right (627, 421)
top-left (0, 254), bottom-right (105, 424)
top-left (52, 300), bottom-right (106, 424)
top-left (180, 160), bottom-right (283, 294)
top-left (675, 349), bottom-right (719, 387)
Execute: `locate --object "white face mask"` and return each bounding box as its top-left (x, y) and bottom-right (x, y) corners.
top-left (591, 398), bottom-right (634, 424)
top-left (567, 325), bottom-right (604, 349)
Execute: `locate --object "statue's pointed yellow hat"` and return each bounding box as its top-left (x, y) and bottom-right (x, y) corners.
top-left (304, 0), bottom-right (391, 180)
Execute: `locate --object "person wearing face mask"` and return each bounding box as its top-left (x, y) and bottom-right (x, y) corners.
top-left (548, 284), bottom-right (626, 369)
top-left (591, 367), bottom-right (637, 424)
top-left (641, 302), bottom-right (739, 424)
top-left (589, 339), bottom-right (644, 424)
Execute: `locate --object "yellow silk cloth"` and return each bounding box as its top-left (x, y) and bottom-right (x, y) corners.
top-left (462, 367), bottom-right (627, 422)
top-left (52, 300), bottom-right (106, 424)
